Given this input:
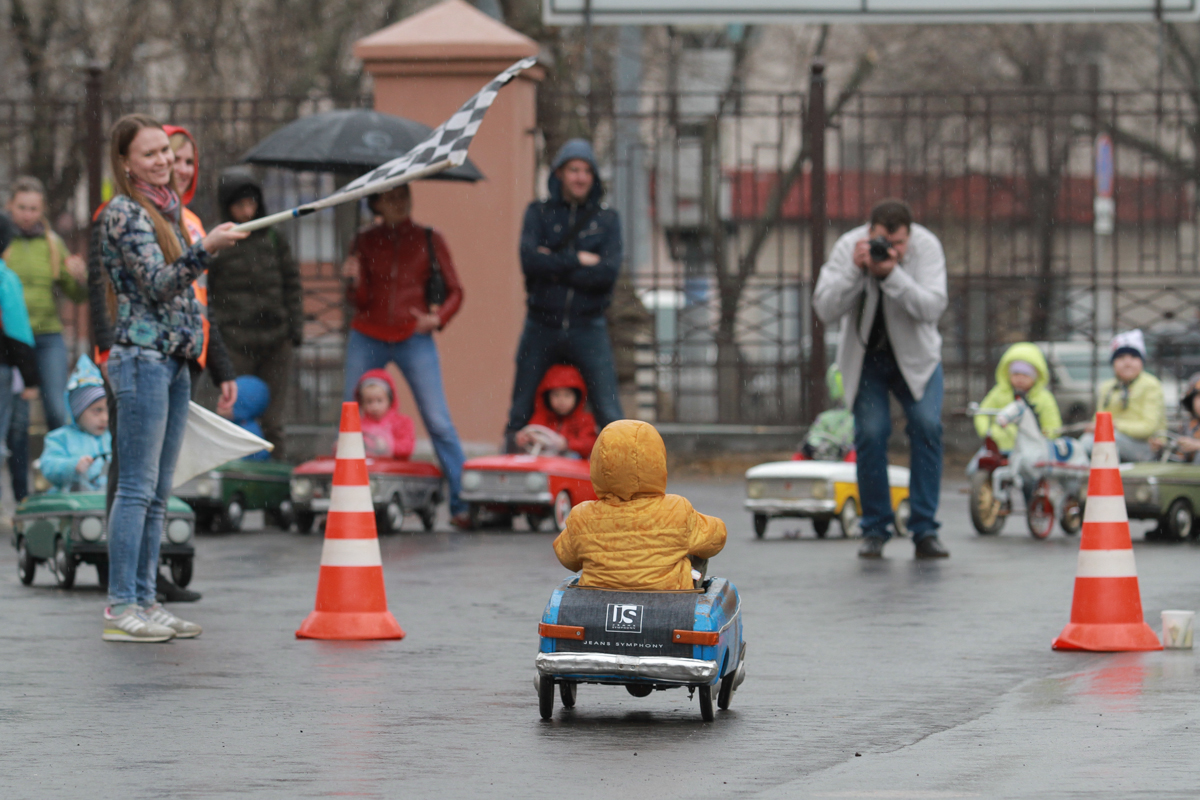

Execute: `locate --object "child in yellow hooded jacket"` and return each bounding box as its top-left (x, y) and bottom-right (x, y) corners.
top-left (974, 342), bottom-right (1063, 452)
top-left (552, 420), bottom-right (726, 591)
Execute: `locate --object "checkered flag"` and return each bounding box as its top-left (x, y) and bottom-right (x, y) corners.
top-left (232, 57), bottom-right (538, 234)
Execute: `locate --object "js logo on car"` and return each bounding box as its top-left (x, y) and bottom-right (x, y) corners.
top-left (606, 604), bottom-right (643, 633)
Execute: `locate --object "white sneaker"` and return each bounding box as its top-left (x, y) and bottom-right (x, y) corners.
top-left (142, 604), bottom-right (202, 639)
top-left (102, 606), bottom-right (176, 643)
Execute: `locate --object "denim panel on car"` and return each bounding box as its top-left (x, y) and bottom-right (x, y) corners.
top-left (554, 587), bottom-right (696, 658)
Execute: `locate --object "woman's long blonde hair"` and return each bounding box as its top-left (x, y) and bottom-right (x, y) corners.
top-left (4, 175), bottom-right (59, 278)
top-left (108, 114), bottom-right (191, 262)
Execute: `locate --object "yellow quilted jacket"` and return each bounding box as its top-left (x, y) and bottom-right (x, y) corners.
top-left (552, 420), bottom-right (727, 591)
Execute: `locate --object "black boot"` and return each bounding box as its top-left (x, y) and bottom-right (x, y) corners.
top-left (857, 537), bottom-right (886, 559)
top-left (914, 536), bottom-right (950, 559)
top-left (156, 571), bottom-right (202, 603)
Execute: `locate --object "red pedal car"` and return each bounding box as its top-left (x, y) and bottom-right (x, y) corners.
top-left (460, 453), bottom-right (596, 532)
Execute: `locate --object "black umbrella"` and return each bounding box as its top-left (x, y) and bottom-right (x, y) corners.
top-left (241, 108), bottom-right (484, 182)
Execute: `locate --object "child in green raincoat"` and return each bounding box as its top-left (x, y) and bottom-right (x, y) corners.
top-left (801, 365), bottom-right (855, 461)
top-left (974, 342), bottom-right (1063, 452)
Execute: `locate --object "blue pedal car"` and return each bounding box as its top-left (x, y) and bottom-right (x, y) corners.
top-left (536, 576), bottom-right (746, 721)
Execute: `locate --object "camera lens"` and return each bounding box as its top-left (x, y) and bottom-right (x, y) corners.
top-left (868, 237), bottom-right (891, 262)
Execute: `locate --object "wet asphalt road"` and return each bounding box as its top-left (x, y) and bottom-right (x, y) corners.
top-left (3, 475), bottom-right (1200, 799)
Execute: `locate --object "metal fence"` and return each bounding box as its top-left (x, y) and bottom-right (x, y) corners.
top-left (6, 75), bottom-right (1200, 430)
top-left (601, 77), bottom-right (1200, 425)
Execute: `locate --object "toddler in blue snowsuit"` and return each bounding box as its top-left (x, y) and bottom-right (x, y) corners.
top-left (40, 356), bottom-right (111, 492)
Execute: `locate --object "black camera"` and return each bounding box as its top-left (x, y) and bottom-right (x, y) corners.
top-left (868, 236), bottom-right (892, 263)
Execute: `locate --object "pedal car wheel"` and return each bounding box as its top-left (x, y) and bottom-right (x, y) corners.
top-left (53, 537), bottom-right (76, 589)
top-left (420, 508), bottom-right (436, 532)
top-left (1059, 497), bottom-right (1083, 535)
top-left (525, 512), bottom-right (548, 532)
top-left (377, 495), bottom-right (404, 535)
top-left (894, 499), bottom-right (911, 538)
top-left (222, 494), bottom-right (245, 532)
top-left (626, 684), bottom-right (653, 698)
top-left (812, 517), bottom-right (830, 538)
top-left (697, 683), bottom-right (716, 722)
top-left (1027, 488), bottom-right (1055, 540)
top-left (838, 499), bottom-right (860, 538)
top-left (467, 504), bottom-right (481, 530)
top-left (753, 514), bottom-right (768, 539)
top-left (718, 672), bottom-right (735, 710)
top-left (538, 675), bottom-right (555, 720)
top-left (171, 557), bottom-right (194, 588)
top-left (95, 557), bottom-right (108, 590)
top-left (969, 471), bottom-right (1005, 535)
top-left (16, 537), bottom-right (35, 586)
top-left (1164, 498), bottom-right (1194, 542)
top-left (295, 512), bottom-right (316, 534)
top-left (559, 681), bottom-right (576, 708)
top-left (552, 490), bottom-right (572, 532)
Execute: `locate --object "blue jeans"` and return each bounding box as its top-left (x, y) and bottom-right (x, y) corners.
top-left (8, 333), bottom-right (69, 501)
top-left (342, 330), bottom-right (467, 515)
top-left (106, 345), bottom-right (191, 606)
top-left (504, 315), bottom-right (624, 436)
top-left (853, 349), bottom-right (944, 542)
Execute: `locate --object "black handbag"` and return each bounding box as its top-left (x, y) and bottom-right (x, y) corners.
top-left (424, 227), bottom-right (448, 308)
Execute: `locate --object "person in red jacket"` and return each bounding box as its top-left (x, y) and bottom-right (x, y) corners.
top-left (518, 364), bottom-right (598, 459)
top-left (355, 368), bottom-right (415, 460)
top-left (341, 184), bottom-right (468, 526)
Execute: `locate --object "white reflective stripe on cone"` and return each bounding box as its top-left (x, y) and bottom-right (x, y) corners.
top-left (330, 484), bottom-right (373, 512)
top-left (320, 538), bottom-right (383, 567)
top-left (1076, 549), bottom-right (1138, 578)
top-left (336, 432), bottom-right (366, 461)
top-left (1090, 441), bottom-right (1119, 469)
top-left (1082, 495), bottom-right (1128, 523)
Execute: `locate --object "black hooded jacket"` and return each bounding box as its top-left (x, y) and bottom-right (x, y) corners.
top-left (519, 139), bottom-right (622, 327)
top-left (207, 169), bottom-right (304, 349)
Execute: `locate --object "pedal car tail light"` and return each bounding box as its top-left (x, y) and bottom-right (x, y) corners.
top-left (538, 623), bottom-right (584, 640)
top-left (79, 516), bottom-right (104, 542)
top-left (462, 470), bottom-right (481, 490)
top-left (673, 630), bottom-right (719, 645)
top-left (166, 519), bottom-right (192, 544)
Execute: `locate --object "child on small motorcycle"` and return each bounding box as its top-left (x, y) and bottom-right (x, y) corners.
top-left (973, 342), bottom-right (1062, 452)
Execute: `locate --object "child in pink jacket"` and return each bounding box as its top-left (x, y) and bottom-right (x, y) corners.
top-left (355, 369), bottom-right (416, 459)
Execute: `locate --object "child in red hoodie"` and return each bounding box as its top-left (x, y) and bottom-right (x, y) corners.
top-left (517, 364), bottom-right (598, 459)
top-left (355, 369), bottom-right (416, 459)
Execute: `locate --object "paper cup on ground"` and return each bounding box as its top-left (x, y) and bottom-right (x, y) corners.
top-left (1161, 610), bottom-right (1195, 650)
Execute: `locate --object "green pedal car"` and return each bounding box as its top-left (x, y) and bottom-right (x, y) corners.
top-left (12, 492), bottom-right (197, 589)
top-left (174, 459), bottom-right (294, 532)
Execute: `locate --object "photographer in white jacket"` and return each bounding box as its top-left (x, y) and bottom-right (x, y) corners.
top-left (813, 199), bottom-right (949, 560)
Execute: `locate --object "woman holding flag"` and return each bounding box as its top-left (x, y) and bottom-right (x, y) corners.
top-left (95, 114), bottom-right (245, 643)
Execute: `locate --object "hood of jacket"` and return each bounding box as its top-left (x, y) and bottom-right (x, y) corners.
top-left (995, 342), bottom-right (1051, 393)
top-left (589, 420), bottom-right (667, 502)
top-left (547, 139), bottom-right (603, 206)
top-left (163, 124), bottom-right (200, 206)
top-left (218, 168), bottom-right (266, 223)
top-left (233, 375), bottom-right (271, 423)
top-left (534, 364), bottom-right (589, 416)
top-left (355, 368), bottom-right (399, 412)
top-left (63, 354), bottom-right (105, 425)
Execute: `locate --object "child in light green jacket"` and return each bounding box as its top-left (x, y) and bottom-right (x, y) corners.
top-left (974, 342), bottom-right (1062, 452)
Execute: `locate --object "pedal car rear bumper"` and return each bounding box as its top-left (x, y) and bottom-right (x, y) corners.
top-left (743, 498), bottom-right (836, 515)
top-left (536, 652), bottom-right (720, 684)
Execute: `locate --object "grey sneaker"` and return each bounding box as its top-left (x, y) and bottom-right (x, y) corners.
top-left (103, 606), bottom-right (176, 643)
top-left (143, 604), bottom-right (202, 639)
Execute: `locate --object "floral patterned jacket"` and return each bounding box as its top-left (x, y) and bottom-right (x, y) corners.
top-left (98, 194), bottom-right (210, 360)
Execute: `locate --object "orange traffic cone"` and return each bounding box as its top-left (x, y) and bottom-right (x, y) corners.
top-left (296, 403), bottom-right (405, 640)
top-left (1052, 412), bottom-right (1161, 652)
